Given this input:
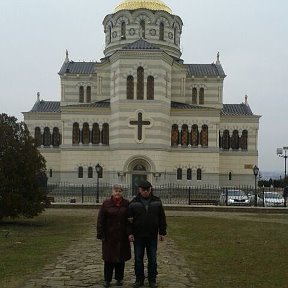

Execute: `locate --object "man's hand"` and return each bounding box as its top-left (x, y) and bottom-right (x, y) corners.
top-left (159, 235), bottom-right (165, 241)
top-left (128, 234), bottom-right (135, 242)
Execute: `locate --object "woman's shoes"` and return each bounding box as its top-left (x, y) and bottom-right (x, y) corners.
top-left (116, 280), bottom-right (123, 286)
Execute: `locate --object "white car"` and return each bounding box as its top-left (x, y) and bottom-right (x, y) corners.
top-left (219, 190), bottom-right (250, 206)
top-left (259, 192), bottom-right (285, 207)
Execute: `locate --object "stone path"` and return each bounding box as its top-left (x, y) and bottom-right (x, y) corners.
top-left (23, 226), bottom-right (195, 288)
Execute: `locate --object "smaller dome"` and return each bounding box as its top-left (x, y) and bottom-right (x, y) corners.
top-left (115, 0), bottom-right (172, 14)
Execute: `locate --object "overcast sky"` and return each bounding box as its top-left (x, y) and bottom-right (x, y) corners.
top-left (1, 0), bottom-right (288, 175)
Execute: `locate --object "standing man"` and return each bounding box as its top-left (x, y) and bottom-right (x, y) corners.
top-left (128, 180), bottom-right (167, 288)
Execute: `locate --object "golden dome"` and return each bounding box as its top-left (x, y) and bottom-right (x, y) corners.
top-left (114, 0), bottom-right (172, 14)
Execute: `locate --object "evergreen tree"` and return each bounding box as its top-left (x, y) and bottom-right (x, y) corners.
top-left (0, 113), bottom-right (47, 220)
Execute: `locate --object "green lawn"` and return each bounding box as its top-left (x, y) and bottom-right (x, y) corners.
top-left (1, 209), bottom-right (288, 288)
top-left (168, 214), bottom-right (288, 288)
top-left (0, 209), bottom-right (96, 288)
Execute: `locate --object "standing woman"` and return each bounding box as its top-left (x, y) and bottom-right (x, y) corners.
top-left (97, 184), bottom-right (131, 287)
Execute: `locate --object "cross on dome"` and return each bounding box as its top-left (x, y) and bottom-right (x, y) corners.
top-left (114, 0), bottom-right (172, 14)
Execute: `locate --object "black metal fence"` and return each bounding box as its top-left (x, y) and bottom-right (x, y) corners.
top-left (46, 183), bottom-right (287, 207)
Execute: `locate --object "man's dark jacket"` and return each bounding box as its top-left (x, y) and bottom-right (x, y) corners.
top-left (129, 193), bottom-right (167, 238)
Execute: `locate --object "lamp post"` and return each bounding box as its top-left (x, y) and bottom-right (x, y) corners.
top-left (95, 164), bottom-right (101, 203)
top-left (277, 147), bottom-right (288, 179)
top-left (253, 165), bottom-right (259, 207)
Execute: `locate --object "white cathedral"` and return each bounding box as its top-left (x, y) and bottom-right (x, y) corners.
top-left (23, 0), bottom-right (260, 189)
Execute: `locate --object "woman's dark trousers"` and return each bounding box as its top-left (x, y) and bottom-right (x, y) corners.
top-left (104, 261), bottom-right (125, 282)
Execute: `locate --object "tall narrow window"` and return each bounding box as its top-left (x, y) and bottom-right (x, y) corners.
top-left (72, 123), bottom-right (80, 144)
top-left (140, 20), bottom-right (145, 38)
top-left (200, 125), bottom-right (208, 147)
top-left (192, 88), bottom-right (197, 104)
top-left (34, 127), bottom-right (42, 147)
top-left (222, 130), bottom-right (230, 150)
top-left (197, 169), bottom-right (202, 180)
top-left (181, 124), bottom-right (188, 146)
top-left (121, 22), bottom-right (126, 39)
top-left (159, 22), bottom-right (164, 40)
top-left (86, 86), bottom-right (91, 103)
top-left (109, 26), bottom-right (112, 43)
top-left (102, 123), bottom-right (109, 145)
top-left (49, 169), bottom-right (53, 178)
top-left (240, 130), bottom-right (248, 150)
top-left (187, 168), bottom-right (192, 180)
top-left (52, 127), bottom-right (61, 147)
top-left (78, 167), bottom-right (83, 178)
top-left (229, 172), bottom-right (232, 180)
top-left (92, 123), bottom-right (100, 144)
top-left (147, 76), bottom-right (154, 100)
top-left (191, 124), bottom-right (199, 146)
top-left (171, 124), bottom-right (179, 146)
top-left (199, 88), bottom-right (204, 105)
top-left (127, 75), bottom-right (134, 99)
top-left (88, 167), bottom-right (93, 178)
top-left (174, 27), bottom-right (177, 44)
top-left (137, 67), bottom-right (144, 100)
top-left (82, 123), bottom-right (90, 144)
top-left (43, 127), bottom-right (51, 147)
top-left (177, 168), bottom-right (182, 180)
top-left (79, 86), bottom-right (84, 103)
top-left (231, 130), bottom-right (239, 150)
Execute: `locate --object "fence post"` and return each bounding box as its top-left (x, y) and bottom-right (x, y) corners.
top-left (188, 186), bottom-right (191, 205)
top-left (81, 184), bottom-right (84, 203)
top-left (225, 188), bottom-right (228, 206)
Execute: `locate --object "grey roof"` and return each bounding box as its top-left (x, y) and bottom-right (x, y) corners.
top-left (171, 101), bottom-right (212, 110)
top-left (66, 99), bottom-right (111, 109)
top-left (59, 61), bottom-right (96, 75)
top-left (186, 64), bottom-right (226, 77)
top-left (122, 38), bottom-right (160, 50)
top-left (30, 101), bottom-right (60, 113)
top-left (221, 104), bottom-right (254, 116)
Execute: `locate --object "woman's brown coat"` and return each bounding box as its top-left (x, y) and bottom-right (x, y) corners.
top-left (97, 197), bottom-right (131, 263)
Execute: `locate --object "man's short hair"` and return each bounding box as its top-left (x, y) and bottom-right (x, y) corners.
top-left (138, 180), bottom-right (152, 189)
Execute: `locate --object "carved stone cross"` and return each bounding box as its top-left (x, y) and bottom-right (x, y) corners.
top-left (129, 112), bottom-right (151, 141)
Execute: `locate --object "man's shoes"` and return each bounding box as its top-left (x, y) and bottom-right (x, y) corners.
top-left (149, 282), bottom-right (158, 288)
top-left (103, 281), bottom-right (110, 287)
top-left (132, 280), bottom-right (144, 288)
top-left (116, 279), bottom-right (123, 286)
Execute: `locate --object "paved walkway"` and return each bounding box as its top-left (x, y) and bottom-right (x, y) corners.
top-left (23, 225), bottom-right (195, 288)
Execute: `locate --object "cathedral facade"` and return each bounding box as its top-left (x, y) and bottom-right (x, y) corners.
top-left (23, 0), bottom-right (260, 188)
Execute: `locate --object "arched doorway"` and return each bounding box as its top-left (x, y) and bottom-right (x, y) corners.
top-left (132, 164), bottom-right (147, 195)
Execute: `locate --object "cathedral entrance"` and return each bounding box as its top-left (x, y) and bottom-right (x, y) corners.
top-left (131, 164), bottom-right (147, 195)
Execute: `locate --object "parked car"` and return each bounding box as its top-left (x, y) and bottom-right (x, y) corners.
top-left (219, 190), bottom-right (250, 206)
top-left (258, 192), bottom-right (285, 207)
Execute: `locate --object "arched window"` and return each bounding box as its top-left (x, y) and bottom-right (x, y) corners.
top-left (127, 75), bottom-right (134, 99)
top-left (177, 168), bottom-right (182, 180)
top-left (159, 22), bottom-right (164, 40)
top-left (92, 123), bottom-right (100, 144)
top-left (43, 127), bottom-right (51, 147)
top-left (187, 168), bottom-right (192, 180)
top-left (192, 88), bottom-right (197, 104)
top-left (72, 123), bottom-right (80, 145)
top-left (79, 86), bottom-right (84, 103)
top-left (200, 125), bottom-right (208, 147)
top-left (199, 88), bottom-right (204, 105)
top-left (82, 123), bottom-right (90, 145)
top-left (86, 86), bottom-right (91, 103)
top-left (222, 130), bottom-right (230, 150)
top-left (78, 167), bottom-right (83, 178)
top-left (88, 167), bottom-right (93, 178)
top-left (52, 127), bottom-right (61, 147)
top-left (191, 124), bottom-right (199, 146)
top-left (181, 124), bottom-right (188, 146)
top-left (137, 67), bottom-right (144, 100)
top-left (240, 130), bottom-right (248, 150)
top-left (102, 123), bottom-right (109, 145)
top-left (140, 20), bottom-right (145, 38)
top-left (171, 124), bottom-right (179, 146)
top-left (197, 169), bottom-right (202, 180)
top-left (147, 76), bottom-right (154, 100)
top-left (121, 22), bottom-right (126, 39)
top-left (229, 172), bottom-right (232, 181)
top-left (109, 26), bottom-right (112, 43)
top-left (34, 127), bottom-right (42, 147)
top-left (231, 130), bottom-right (239, 150)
